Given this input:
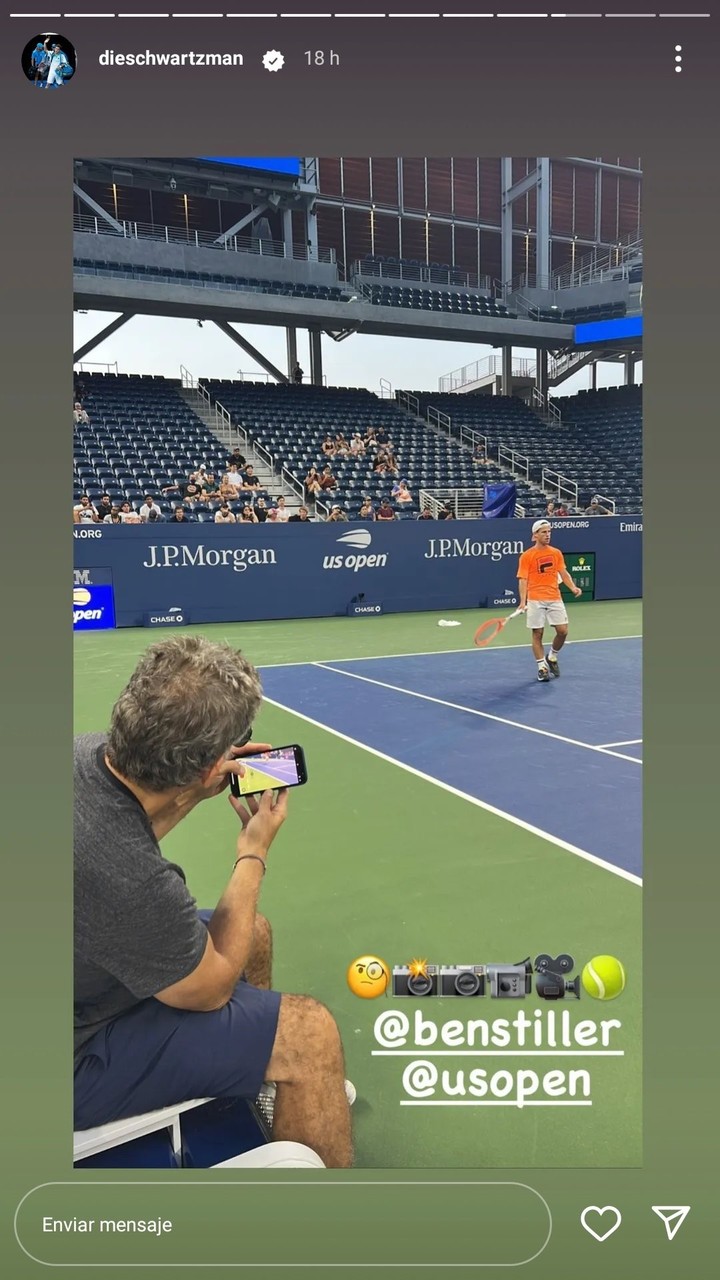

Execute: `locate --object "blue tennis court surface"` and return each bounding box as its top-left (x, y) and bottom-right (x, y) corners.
top-left (260, 637), bottom-right (641, 883)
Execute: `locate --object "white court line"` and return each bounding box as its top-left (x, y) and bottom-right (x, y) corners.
top-left (315, 662), bottom-right (642, 764)
top-left (597, 738), bottom-right (643, 748)
top-left (258, 632), bottom-right (642, 670)
top-left (261, 694), bottom-right (643, 887)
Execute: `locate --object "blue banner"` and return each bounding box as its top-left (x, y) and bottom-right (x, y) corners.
top-left (482, 483), bottom-right (517, 519)
top-left (73, 574), bottom-right (116, 631)
top-left (73, 518), bottom-right (642, 629)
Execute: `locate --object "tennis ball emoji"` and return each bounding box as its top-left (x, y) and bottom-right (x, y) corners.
top-left (347, 955), bottom-right (390, 999)
top-left (582, 955), bottom-right (626, 1000)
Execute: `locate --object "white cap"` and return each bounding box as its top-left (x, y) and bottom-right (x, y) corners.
top-left (532, 519), bottom-right (551, 534)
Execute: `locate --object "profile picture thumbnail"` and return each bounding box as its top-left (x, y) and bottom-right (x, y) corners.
top-left (22, 32), bottom-right (77, 89)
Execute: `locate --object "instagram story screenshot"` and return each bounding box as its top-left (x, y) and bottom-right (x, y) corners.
top-left (1, 3), bottom-right (718, 1277)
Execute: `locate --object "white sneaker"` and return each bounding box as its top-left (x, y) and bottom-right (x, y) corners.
top-left (256, 1079), bottom-right (356, 1129)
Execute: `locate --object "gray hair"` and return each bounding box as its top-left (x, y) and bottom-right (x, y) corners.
top-left (106, 635), bottom-right (263, 791)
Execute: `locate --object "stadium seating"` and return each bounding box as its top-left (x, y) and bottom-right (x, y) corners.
top-left (72, 373), bottom-right (274, 515)
top-left (74, 259), bottom-right (347, 303)
top-left (531, 301), bottom-right (627, 324)
top-left (406, 386), bottom-right (642, 512)
top-left (201, 380), bottom-right (543, 518)
top-left (362, 284), bottom-right (514, 318)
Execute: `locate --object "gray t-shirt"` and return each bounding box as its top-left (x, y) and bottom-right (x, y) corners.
top-left (74, 734), bottom-right (208, 1055)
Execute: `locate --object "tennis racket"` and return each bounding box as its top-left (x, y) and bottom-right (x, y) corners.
top-left (473, 607), bottom-right (525, 648)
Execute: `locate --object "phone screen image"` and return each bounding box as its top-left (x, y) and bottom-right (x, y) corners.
top-left (235, 746), bottom-right (305, 796)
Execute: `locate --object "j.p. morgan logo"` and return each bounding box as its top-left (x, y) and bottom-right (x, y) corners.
top-left (425, 537), bottom-right (524, 562)
top-left (323, 529), bottom-right (388, 573)
top-left (143, 545), bottom-right (277, 573)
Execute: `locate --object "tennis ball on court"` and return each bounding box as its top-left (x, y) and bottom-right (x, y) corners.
top-left (581, 955), bottom-right (626, 1000)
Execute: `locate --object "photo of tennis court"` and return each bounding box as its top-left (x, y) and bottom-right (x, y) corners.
top-left (74, 599), bottom-right (642, 1168)
top-left (237, 749), bottom-right (302, 795)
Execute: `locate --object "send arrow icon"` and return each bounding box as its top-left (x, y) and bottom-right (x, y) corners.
top-left (651, 1206), bottom-right (691, 1241)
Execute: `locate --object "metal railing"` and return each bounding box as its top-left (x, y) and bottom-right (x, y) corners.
top-left (418, 487), bottom-right (525, 520)
top-left (515, 236), bottom-right (642, 293)
top-left (353, 259), bottom-right (491, 292)
top-left (74, 213), bottom-right (335, 263)
top-left (531, 387), bottom-right (563, 426)
top-left (438, 354), bottom-right (536, 393)
top-left (593, 492), bottom-right (617, 514)
top-left (74, 360), bottom-right (118, 375)
top-left (396, 390), bottom-right (420, 418)
top-left (379, 377), bottom-right (393, 400)
top-left (427, 406), bottom-right (453, 438)
top-left (498, 446), bottom-right (530, 482)
top-left (542, 468), bottom-right (579, 510)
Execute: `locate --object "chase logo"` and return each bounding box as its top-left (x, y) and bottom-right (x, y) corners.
top-left (336, 529), bottom-right (372, 551)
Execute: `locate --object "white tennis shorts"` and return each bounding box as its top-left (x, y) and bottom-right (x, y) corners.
top-left (526, 600), bottom-right (569, 629)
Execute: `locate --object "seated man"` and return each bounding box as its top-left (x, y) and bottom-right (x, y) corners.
top-left (214, 502), bottom-right (236, 524)
top-left (74, 636), bottom-right (353, 1169)
top-left (242, 465), bottom-right (261, 491)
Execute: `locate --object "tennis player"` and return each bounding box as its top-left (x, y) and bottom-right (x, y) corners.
top-left (517, 520), bottom-right (582, 681)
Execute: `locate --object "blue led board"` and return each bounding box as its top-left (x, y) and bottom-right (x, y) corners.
top-left (198, 157), bottom-right (301, 177)
top-left (574, 315), bottom-right (643, 345)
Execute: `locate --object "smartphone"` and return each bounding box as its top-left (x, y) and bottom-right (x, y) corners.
top-left (230, 745), bottom-right (307, 799)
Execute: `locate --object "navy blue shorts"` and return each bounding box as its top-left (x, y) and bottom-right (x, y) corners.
top-left (74, 910), bottom-right (281, 1130)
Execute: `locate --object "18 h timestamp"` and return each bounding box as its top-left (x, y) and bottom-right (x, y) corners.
top-left (305, 50), bottom-right (340, 67)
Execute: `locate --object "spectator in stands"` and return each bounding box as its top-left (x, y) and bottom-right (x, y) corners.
top-left (375, 426), bottom-right (389, 445)
top-left (147, 509), bottom-right (163, 524)
top-left (288, 507), bottom-right (311, 523)
top-left (273, 497), bottom-right (290, 523)
top-left (358, 499), bottom-right (375, 521)
top-left (384, 451), bottom-right (399, 478)
top-left (334, 434), bottom-right (350, 457)
top-left (321, 436), bottom-right (336, 458)
top-left (584, 497), bottom-right (610, 516)
top-left (240, 505), bottom-right (259, 523)
top-left (438, 505), bottom-right (456, 521)
top-left (545, 500), bottom-right (557, 518)
top-left (103, 507), bottom-right (123, 525)
top-left (191, 465), bottom-right (216, 493)
top-left (74, 635), bottom-right (353, 1167)
top-left (73, 402), bottom-right (90, 426)
top-left (73, 495), bottom-right (97, 524)
top-left (304, 467), bottom-right (322, 500)
top-left (318, 465), bottom-right (337, 493)
top-left (555, 502), bottom-right (569, 517)
top-left (139, 495), bottom-right (162, 523)
top-left (227, 446), bottom-right (247, 470)
top-left (392, 480), bottom-right (413, 505)
top-left (95, 494), bottom-right (114, 523)
top-left (171, 506), bottom-right (189, 523)
top-left (373, 455), bottom-right (388, 475)
top-left (253, 498), bottom-right (268, 523)
top-left (350, 434), bottom-right (366, 457)
top-left (242, 465), bottom-right (260, 492)
top-left (293, 362), bottom-right (304, 385)
top-left (121, 504), bottom-right (143, 525)
top-left (364, 427), bottom-right (377, 447)
top-left (326, 506), bottom-right (347, 523)
top-left (184, 481), bottom-right (202, 501)
top-left (472, 443), bottom-right (488, 466)
top-left (416, 508), bottom-right (434, 521)
top-left (376, 499), bottom-right (396, 522)
top-left (224, 465), bottom-right (244, 496)
top-left (215, 502), bottom-right (236, 525)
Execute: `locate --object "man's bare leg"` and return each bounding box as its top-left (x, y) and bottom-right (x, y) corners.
top-left (531, 627), bottom-right (546, 661)
top-left (264, 994), bottom-right (352, 1169)
top-left (245, 913), bottom-right (272, 989)
top-left (550, 623), bottom-right (569, 655)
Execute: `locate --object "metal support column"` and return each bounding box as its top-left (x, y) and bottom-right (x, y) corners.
top-left (286, 328), bottom-right (298, 380)
top-left (73, 313), bottom-right (133, 363)
top-left (307, 327), bottom-right (320, 381)
top-left (282, 209), bottom-right (294, 260)
top-left (590, 360), bottom-right (598, 391)
top-left (500, 158), bottom-right (514, 295)
top-left (501, 345), bottom-right (513, 396)
top-left (535, 348), bottom-right (548, 400)
top-left (212, 321), bottom-right (289, 383)
top-left (536, 158), bottom-right (551, 286)
top-left (309, 330), bottom-right (323, 385)
top-left (624, 353), bottom-right (635, 385)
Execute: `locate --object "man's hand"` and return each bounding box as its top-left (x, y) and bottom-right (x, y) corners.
top-left (572, 585), bottom-right (582, 598)
top-left (200, 740), bottom-right (272, 800)
top-left (229, 787), bottom-right (289, 864)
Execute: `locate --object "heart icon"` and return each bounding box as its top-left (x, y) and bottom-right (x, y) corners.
top-left (580, 1206), bottom-right (622, 1242)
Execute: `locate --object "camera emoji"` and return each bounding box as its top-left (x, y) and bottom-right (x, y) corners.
top-left (439, 965), bottom-right (486, 997)
top-left (486, 958), bottom-right (533, 999)
top-left (534, 953), bottom-right (580, 1000)
top-left (392, 963), bottom-right (439, 998)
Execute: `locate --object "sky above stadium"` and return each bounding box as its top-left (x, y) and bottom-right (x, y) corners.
top-left (73, 311), bottom-right (641, 397)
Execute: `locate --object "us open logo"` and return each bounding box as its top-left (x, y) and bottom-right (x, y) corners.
top-left (323, 529), bottom-right (388, 573)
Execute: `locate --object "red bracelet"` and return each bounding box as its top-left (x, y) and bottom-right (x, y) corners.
top-left (233, 855), bottom-right (266, 876)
